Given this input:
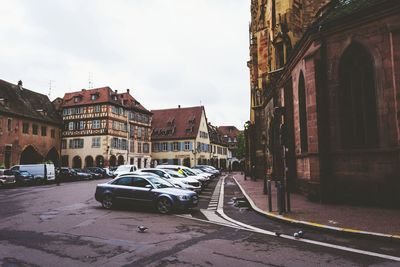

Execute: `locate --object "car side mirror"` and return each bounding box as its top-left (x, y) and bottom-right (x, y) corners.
top-left (145, 184), bottom-right (153, 190)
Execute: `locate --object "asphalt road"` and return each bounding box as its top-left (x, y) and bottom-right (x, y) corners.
top-left (0, 177), bottom-right (398, 266)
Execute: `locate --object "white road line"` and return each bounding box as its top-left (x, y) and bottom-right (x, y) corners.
top-left (215, 175), bottom-right (400, 262)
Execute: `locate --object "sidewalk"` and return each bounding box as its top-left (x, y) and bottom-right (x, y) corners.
top-left (230, 172), bottom-right (400, 239)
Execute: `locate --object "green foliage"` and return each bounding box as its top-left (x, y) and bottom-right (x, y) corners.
top-left (236, 132), bottom-right (245, 160)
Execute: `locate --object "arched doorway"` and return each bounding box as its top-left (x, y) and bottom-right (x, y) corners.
top-left (95, 155), bottom-right (104, 167)
top-left (72, 156), bottom-right (82, 169)
top-left (183, 158), bottom-right (190, 167)
top-left (20, 145), bottom-right (43, 164)
top-left (109, 155), bottom-right (116, 167)
top-left (45, 147), bottom-right (59, 166)
top-left (117, 155), bottom-right (124, 166)
top-left (85, 156), bottom-right (94, 168)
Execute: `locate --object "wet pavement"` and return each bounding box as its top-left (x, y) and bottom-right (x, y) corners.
top-left (0, 175), bottom-right (399, 266)
top-left (222, 175), bottom-right (400, 259)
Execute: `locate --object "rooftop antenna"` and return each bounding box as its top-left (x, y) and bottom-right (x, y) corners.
top-left (48, 80), bottom-right (54, 98)
top-left (88, 72), bottom-right (93, 89)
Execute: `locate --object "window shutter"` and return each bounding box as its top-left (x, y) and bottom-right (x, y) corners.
top-left (179, 142), bottom-right (182, 151)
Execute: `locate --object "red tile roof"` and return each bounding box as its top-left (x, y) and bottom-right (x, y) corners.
top-left (61, 87), bottom-right (120, 107)
top-left (151, 106), bottom-right (204, 141)
top-left (0, 79), bottom-right (61, 125)
top-left (61, 87), bottom-right (151, 114)
top-left (218, 126), bottom-right (240, 139)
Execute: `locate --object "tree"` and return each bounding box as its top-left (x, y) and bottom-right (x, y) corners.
top-left (236, 131), bottom-right (245, 160)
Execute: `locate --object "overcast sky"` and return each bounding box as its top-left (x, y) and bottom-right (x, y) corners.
top-left (0, 0), bottom-right (250, 129)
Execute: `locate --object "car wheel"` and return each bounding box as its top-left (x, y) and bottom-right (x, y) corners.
top-left (157, 197), bottom-right (173, 214)
top-left (102, 194), bottom-right (113, 209)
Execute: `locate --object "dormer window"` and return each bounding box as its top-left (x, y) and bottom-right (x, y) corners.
top-left (113, 95), bottom-right (118, 101)
top-left (90, 93), bottom-right (99, 100)
top-left (74, 96), bottom-right (82, 103)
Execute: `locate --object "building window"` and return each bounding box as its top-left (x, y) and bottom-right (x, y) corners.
top-left (68, 122), bottom-right (74, 130)
top-left (51, 129), bottom-right (55, 138)
top-left (184, 141), bottom-right (191, 151)
top-left (69, 139), bottom-right (84, 149)
top-left (94, 105), bottom-right (101, 113)
top-left (22, 122), bottom-right (29, 134)
top-left (130, 141), bottom-right (135, 152)
top-left (172, 142), bottom-right (179, 151)
top-left (61, 140), bottom-right (67, 149)
top-left (339, 42), bottom-right (378, 149)
top-left (32, 124), bottom-right (38, 135)
top-left (143, 143), bottom-right (149, 153)
top-left (7, 118), bottom-right (12, 132)
top-left (41, 126), bottom-right (47, 136)
top-left (79, 121), bottom-right (85, 130)
top-left (92, 137), bottom-right (101, 148)
top-left (162, 142), bottom-right (168, 151)
top-left (275, 42), bottom-right (285, 69)
top-left (90, 93), bottom-right (99, 100)
top-left (138, 127), bottom-right (142, 138)
top-left (298, 71), bottom-right (308, 153)
top-left (138, 142), bottom-right (142, 153)
top-left (93, 120), bottom-right (100, 129)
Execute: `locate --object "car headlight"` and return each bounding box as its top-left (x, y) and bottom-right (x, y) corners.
top-left (178, 195), bottom-right (189, 201)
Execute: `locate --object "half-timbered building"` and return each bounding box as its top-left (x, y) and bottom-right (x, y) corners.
top-left (60, 87), bottom-right (152, 168)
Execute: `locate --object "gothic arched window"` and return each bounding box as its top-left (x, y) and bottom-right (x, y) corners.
top-left (339, 42), bottom-right (378, 149)
top-left (298, 71), bottom-right (308, 153)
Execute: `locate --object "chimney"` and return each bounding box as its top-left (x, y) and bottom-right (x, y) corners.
top-left (178, 105), bottom-right (181, 108)
top-left (127, 89), bottom-right (130, 94)
top-left (114, 90), bottom-right (118, 94)
top-left (17, 80), bottom-right (23, 90)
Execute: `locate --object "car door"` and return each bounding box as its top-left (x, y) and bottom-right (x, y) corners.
top-left (112, 177), bottom-right (135, 204)
top-left (131, 177), bottom-right (155, 205)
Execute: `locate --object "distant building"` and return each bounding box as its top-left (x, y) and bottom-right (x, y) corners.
top-left (207, 124), bottom-right (228, 170)
top-left (218, 126), bottom-right (241, 170)
top-left (151, 106), bottom-right (210, 167)
top-left (0, 79), bottom-right (61, 168)
top-left (59, 87), bottom-right (152, 168)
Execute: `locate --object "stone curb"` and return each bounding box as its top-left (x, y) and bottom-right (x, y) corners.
top-left (232, 177), bottom-right (400, 241)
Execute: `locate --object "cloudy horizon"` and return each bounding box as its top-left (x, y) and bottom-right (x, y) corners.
top-left (0, 0), bottom-right (250, 129)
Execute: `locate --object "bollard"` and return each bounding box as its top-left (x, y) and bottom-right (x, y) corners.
top-left (267, 180), bottom-right (272, 212)
top-left (277, 181), bottom-right (285, 215)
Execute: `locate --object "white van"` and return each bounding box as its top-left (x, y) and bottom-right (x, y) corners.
top-left (10, 164), bottom-right (55, 182)
top-left (113, 165), bottom-right (138, 177)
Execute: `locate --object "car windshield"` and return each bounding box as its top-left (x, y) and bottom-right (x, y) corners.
top-left (182, 169), bottom-right (195, 176)
top-left (148, 177), bottom-right (174, 189)
top-left (164, 169), bottom-right (186, 178)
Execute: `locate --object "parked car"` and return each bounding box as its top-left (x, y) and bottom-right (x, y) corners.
top-left (0, 169), bottom-right (16, 187)
top-left (85, 167), bottom-right (105, 179)
top-left (193, 165), bottom-right (220, 176)
top-left (95, 175), bottom-right (198, 214)
top-left (103, 167), bottom-right (116, 178)
top-left (156, 165), bottom-right (209, 184)
top-left (10, 164), bottom-right (55, 183)
top-left (57, 167), bottom-right (80, 182)
top-left (113, 165), bottom-right (138, 177)
top-left (73, 169), bottom-right (93, 180)
top-left (11, 170), bottom-right (35, 185)
top-left (138, 168), bottom-right (202, 192)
